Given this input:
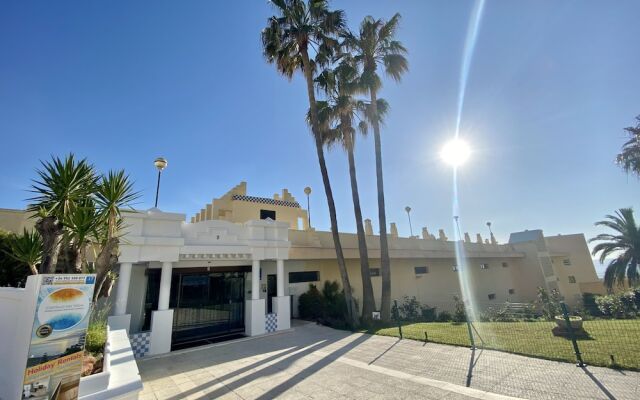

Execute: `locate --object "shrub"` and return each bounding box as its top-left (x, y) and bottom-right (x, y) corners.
top-left (596, 291), bottom-right (639, 318)
top-left (0, 230), bottom-right (30, 288)
top-left (536, 287), bottom-right (562, 320)
top-left (321, 280), bottom-right (347, 320)
top-left (420, 305), bottom-right (437, 322)
top-left (437, 311), bottom-right (452, 322)
top-left (453, 295), bottom-right (467, 322)
top-left (298, 284), bottom-right (324, 320)
top-left (396, 296), bottom-right (421, 321)
top-left (582, 292), bottom-right (601, 316)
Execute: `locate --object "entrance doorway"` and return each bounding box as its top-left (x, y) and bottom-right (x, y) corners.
top-left (171, 269), bottom-right (247, 348)
top-left (267, 274), bottom-right (277, 313)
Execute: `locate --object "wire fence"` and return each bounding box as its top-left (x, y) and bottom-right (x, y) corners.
top-left (382, 298), bottom-right (640, 371)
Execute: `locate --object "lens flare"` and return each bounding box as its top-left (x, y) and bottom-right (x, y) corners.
top-left (441, 138), bottom-right (471, 167)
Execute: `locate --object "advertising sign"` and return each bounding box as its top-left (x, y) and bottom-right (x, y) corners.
top-left (21, 275), bottom-right (96, 400)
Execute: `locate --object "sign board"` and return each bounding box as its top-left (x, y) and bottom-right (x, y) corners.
top-left (21, 274), bottom-right (96, 400)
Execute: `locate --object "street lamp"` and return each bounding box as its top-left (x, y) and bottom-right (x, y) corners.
top-left (304, 186), bottom-right (312, 228)
top-left (486, 221), bottom-right (493, 236)
top-left (405, 206), bottom-right (413, 237)
top-left (153, 157), bottom-right (168, 208)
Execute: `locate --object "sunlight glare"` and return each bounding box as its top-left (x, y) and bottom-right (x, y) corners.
top-left (441, 138), bottom-right (471, 167)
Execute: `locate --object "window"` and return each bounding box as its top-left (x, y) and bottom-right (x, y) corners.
top-left (260, 209), bottom-right (276, 220)
top-left (289, 271), bottom-right (319, 283)
top-left (563, 259), bottom-right (572, 266)
top-left (502, 262), bottom-right (509, 268)
top-left (488, 293), bottom-right (496, 300)
top-left (370, 268), bottom-right (381, 277)
top-left (480, 263), bottom-right (489, 269)
top-left (452, 265), bottom-right (458, 272)
top-left (414, 266), bottom-right (429, 275)
top-left (568, 275), bottom-right (576, 284)
top-left (508, 289), bottom-right (515, 295)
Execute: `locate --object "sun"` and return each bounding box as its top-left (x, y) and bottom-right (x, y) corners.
top-left (440, 138), bottom-right (471, 167)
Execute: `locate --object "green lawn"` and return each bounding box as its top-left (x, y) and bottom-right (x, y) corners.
top-left (367, 319), bottom-right (640, 370)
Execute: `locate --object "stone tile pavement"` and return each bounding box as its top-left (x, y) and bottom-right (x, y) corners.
top-left (136, 321), bottom-right (639, 400)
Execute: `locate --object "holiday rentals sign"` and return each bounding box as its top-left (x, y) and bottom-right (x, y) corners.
top-left (21, 275), bottom-right (96, 400)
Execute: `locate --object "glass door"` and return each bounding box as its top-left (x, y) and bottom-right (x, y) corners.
top-left (171, 271), bottom-right (246, 346)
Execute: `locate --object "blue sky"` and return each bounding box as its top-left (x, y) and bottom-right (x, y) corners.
top-left (1, 0), bottom-right (639, 250)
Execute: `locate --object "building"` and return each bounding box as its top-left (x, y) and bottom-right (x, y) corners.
top-left (0, 182), bottom-right (603, 358)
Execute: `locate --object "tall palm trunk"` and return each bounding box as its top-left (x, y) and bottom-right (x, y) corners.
top-left (35, 216), bottom-right (63, 274)
top-left (344, 128), bottom-right (376, 321)
top-left (370, 90), bottom-right (392, 322)
top-left (300, 49), bottom-right (358, 327)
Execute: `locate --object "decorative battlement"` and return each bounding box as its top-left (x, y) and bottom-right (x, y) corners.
top-left (232, 195), bottom-right (300, 208)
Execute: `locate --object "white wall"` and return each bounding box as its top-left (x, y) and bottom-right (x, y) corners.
top-left (0, 276), bottom-right (39, 400)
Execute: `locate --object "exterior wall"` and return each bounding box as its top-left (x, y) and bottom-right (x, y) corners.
top-left (190, 182), bottom-right (309, 230)
top-left (0, 208), bottom-right (35, 233)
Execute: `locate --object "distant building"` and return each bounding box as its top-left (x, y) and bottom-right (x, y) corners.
top-left (0, 182), bottom-right (604, 357)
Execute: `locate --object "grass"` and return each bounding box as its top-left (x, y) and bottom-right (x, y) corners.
top-left (366, 319), bottom-right (640, 370)
top-left (85, 302), bottom-right (110, 355)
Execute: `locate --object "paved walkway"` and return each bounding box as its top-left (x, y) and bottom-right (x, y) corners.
top-left (137, 321), bottom-right (639, 400)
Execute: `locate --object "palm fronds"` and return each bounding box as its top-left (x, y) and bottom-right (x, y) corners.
top-left (590, 208), bottom-right (640, 289)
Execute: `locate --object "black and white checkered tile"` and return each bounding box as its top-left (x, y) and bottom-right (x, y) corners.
top-left (232, 195), bottom-right (300, 208)
top-left (265, 313), bottom-right (278, 333)
top-left (129, 332), bottom-right (151, 359)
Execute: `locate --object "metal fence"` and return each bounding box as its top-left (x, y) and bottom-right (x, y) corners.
top-left (387, 299), bottom-right (640, 371)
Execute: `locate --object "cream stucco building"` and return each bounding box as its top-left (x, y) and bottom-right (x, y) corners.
top-left (0, 182), bottom-right (604, 358)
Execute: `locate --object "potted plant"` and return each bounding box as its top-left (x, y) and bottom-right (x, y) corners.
top-left (554, 315), bottom-right (583, 331)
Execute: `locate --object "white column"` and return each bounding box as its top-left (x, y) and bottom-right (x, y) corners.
top-left (251, 259), bottom-right (260, 300)
top-left (158, 261), bottom-right (173, 311)
top-left (114, 262), bottom-right (132, 315)
top-left (276, 259), bottom-right (285, 297)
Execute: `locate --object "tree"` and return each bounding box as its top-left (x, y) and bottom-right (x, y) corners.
top-left (27, 154), bottom-right (139, 301)
top-left (92, 170), bottom-right (139, 300)
top-left (616, 115), bottom-right (640, 177)
top-left (590, 208), bottom-right (640, 289)
top-left (262, 0), bottom-right (358, 326)
top-left (7, 229), bottom-right (42, 275)
top-left (28, 155), bottom-right (97, 273)
top-left (315, 57), bottom-right (376, 321)
top-left (345, 13), bottom-right (408, 321)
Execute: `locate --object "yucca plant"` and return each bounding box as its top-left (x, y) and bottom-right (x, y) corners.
top-left (28, 155), bottom-right (98, 273)
top-left (7, 229), bottom-right (42, 275)
top-left (92, 170), bottom-right (139, 301)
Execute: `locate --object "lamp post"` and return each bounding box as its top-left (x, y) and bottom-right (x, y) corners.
top-left (405, 206), bottom-right (413, 237)
top-left (153, 157), bottom-right (168, 208)
top-left (304, 186), bottom-right (312, 228)
top-left (486, 221), bottom-right (493, 237)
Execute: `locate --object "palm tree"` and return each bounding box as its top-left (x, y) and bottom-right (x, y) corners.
top-left (616, 115), bottom-right (640, 177)
top-left (28, 154), bottom-right (98, 273)
top-left (63, 197), bottom-right (102, 273)
top-left (262, 0), bottom-right (358, 326)
top-left (92, 170), bottom-right (139, 300)
top-left (590, 208), bottom-right (640, 289)
top-left (7, 229), bottom-right (42, 275)
top-left (315, 58), bottom-right (376, 320)
top-left (345, 14), bottom-right (408, 321)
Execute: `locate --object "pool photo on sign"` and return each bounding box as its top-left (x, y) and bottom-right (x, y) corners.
top-left (37, 288), bottom-right (90, 331)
